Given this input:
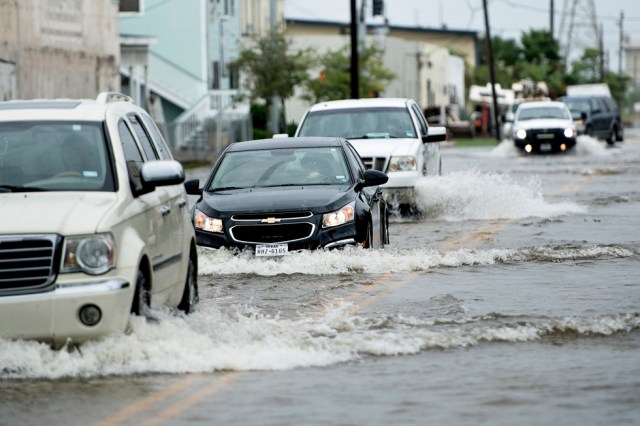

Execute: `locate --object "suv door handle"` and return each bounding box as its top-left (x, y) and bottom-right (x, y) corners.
top-left (177, 198), bottom-right (187, 208)
top-left (160, 206), bottom-right (171, 216)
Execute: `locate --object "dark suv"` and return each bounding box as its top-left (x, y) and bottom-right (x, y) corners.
top-left (558, 95), bottom-right (623, 144)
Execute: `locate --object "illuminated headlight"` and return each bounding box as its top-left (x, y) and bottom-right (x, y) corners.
top-left (322, 202), bottom-right (355, 228)
top-left (515, 129), bottom-right (527, 139)
top-left (194, 209), bottom-right (223, 233)
top-left (62, 233), bottom-right (116, 275)
top-left (564, 128), bottom-right (575, 138)
top-left (388, 156), bottom-right (417, 172)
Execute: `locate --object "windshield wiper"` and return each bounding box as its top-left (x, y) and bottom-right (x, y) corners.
top-left (209, 186), bottom-right (244, 192)
top-left (0, 185), bottom-right (48, 193)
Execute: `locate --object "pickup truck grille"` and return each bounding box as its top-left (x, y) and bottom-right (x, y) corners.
top-left (360, 157), bottom-right (387, 172)
top-left (0, 235), bottom-right (60, 295)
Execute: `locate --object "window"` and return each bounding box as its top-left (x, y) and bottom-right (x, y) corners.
top-left (128, 115), bottom-right (158, 160)
top-left (140, 114), bottom-right (172, 160)
top-left (119, 0), bottom-right (142, 13)
top-left (119, 120), bottom-right (144, 193)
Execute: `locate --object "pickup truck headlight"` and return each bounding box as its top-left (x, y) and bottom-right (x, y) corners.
top-left (61, 233), bottom-right (116, 275)
top-left (515, 129), bottom-right (527, 140)
top-left (388, 156), bottom-right (417, 172)
top-left (564, 128), bottom-right (575, 138)
top-left (194, 209), bottom-right (224, 233)
top-left (322, 202), bottom-right (355, 228)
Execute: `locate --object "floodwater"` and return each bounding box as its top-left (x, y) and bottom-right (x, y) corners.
top-left (1, 135), bottom-right (639, 426)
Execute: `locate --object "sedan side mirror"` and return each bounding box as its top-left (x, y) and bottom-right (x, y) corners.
top-left (356, 169), bottom-right (388, 191)
top-left (423, 126), bottom-right (447, 143)
top-left (184, 178), bottom-right (202, 195)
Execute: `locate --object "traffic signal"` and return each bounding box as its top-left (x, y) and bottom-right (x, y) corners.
top-left (372, 0), bottom-right (384, 16)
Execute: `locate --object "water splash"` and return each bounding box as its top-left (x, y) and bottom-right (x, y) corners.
top-left (414, 169), bottom-right (586, 221)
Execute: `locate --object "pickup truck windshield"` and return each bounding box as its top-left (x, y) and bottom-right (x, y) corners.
top-left (298, 107), bottom-right (417, 139)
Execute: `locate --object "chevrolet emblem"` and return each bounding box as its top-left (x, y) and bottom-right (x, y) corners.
top-left (261, 217), bottom-right (281, 224)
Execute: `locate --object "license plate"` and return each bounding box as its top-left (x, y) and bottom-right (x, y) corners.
top-left (255, 243), bottom-right (288, 256)
top-left (540, 143), bottom-right (552, 151)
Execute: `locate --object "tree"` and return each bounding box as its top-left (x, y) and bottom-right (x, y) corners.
top-left (302, 43), bottom-right (395, 103)
top-left (232, 29), bottom-right (314, 132)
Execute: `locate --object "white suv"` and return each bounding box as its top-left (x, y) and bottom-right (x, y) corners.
top-left (0, 92), bottom-right (198, 347)
top-left (295, 98), bottom-right (446, 214)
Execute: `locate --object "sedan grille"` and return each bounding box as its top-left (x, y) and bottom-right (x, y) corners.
top-left (230, 223), bottom-right (314, 244)
top-left (0, 235), bottom-right (59, 295)
top-left (360, 157), bottom-right (387, 171)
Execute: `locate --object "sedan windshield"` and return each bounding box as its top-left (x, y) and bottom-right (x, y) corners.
top-left (298, 107), bottom-right (417, 139)
top-left (516, 106), bottom-right (571, 121)
top-left (0, 122), bottom-right (114, 192)
top-left (208, 147), bottom-right (352, 190)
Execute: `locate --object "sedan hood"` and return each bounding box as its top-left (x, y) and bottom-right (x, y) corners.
top-left (200, 185), bottom-right (353, 216)
top-left (0, 192), bottom-right (118, 235)
top-left (515, 118), bottom-right (574, 130)
top-left (348, 138), bottom-right (419, 158)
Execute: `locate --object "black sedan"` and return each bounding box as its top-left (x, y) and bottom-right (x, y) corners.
top-left (184, 137), bottom-right (390, 255)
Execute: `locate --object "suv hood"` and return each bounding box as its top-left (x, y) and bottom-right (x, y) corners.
top-left (0, 192), bottom-right (118, 235)
top-left (347, 138), bottom-right (419, 157)
top-left (515, 118), bottom-right (573, 130)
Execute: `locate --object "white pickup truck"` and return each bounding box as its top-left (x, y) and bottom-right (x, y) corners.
top-left (295, 98), bottom-right (446, 214)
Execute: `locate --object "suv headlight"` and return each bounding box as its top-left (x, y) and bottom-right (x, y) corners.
top-left (194, 209), bottom-right (224, 233)
top-left (388, 156), bottom-right (417, 172)
top-left (61, 233), bottom-right (116, 275)
top-left (322, 202), bottom-right (355, 228)
top-left (515, 129), bottom-right (527, 139)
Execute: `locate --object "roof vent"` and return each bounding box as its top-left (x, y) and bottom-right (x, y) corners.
top-left (96, 92), bottom-right (133, 104)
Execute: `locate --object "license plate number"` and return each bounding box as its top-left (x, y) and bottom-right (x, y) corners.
top-left (255, 243), bottom-right (288, 256)
top-left (540, 143), bottom-right (552, 151)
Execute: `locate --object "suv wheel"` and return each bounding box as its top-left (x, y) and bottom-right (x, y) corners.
top-left (131, 269), bottom-right (150, 317)
top-left (177, 254), bottom-right (198, 314)
top-left (606, 126), bottom-right (618, 145)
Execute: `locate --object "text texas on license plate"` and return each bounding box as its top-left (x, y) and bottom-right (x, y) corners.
top-left (255, 243), bottom-right (288, 256)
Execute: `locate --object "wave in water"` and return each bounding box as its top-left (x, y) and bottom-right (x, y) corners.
top-left (489, 135), bottom-right (612, 157)
top-left (1, 307), bottom-right (637, 379)
top-left (414, 169), bottom-right (586, 221)
top-left (194, 243), bottom-right (638, 276)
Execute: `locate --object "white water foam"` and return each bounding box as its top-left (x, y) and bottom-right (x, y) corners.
top-left (1, 307), bottom-right (637, 379)
top-left (489, 135), bottom-right (613, 157)
top-left (196, 243), bottom-right (637, 277)
top-left (414, 169), bottom-right (586, 221)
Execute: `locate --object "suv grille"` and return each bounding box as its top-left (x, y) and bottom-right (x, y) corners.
top-left (0, 235), bottom-right (60, 295)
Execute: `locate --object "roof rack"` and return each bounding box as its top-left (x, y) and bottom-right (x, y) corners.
top-left (96, 92), bottom-right (133, 104)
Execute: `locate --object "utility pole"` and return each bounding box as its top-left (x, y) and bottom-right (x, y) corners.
top-left (599, 22), bottom-right (605, 80)
top-left (618, 10), bottom-right (624, 74)
top-left (482, 0), bottom-right (500, 141)
top-left (550, 0), bottom-right (554, 38)
top-left (350, 0), bottom-right (359, 99)
top-left (269, 0), bottom-right (280, 133)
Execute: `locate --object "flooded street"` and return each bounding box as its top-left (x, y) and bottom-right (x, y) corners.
top-left (1, 135), bottom-right (639, 425)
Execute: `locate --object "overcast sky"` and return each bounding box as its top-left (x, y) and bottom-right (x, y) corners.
top-left (285, 0), bottom-right (640, 72)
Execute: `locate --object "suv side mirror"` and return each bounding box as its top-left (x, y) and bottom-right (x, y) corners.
top-left (140, 160), bottom-right (185, 191)
top-left (423, 126), bottom-right (447, 143)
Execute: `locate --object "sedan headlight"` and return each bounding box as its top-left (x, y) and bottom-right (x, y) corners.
top-left (194, 209), bottom-right (223, 233)
top-left (61, 233), bottom-right (116, 275)
top-left (322, 202), bottom-right (355, 228)
top-left (515, 129), bottom-right (527, 140)
top-left (564, 128), bottom-right (575, 138)
top-left (388, 156), bottom-right (417, 172)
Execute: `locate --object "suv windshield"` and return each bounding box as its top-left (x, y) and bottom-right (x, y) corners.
top-left (298, 107), bottom-right (417, 139)
top-left (0, 122), bottom-right (115, 192)
top-left (516, 106), bottom-right (570, 121)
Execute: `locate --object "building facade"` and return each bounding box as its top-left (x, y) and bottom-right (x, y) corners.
top-left (0, 0), bottom-right (120, 101)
